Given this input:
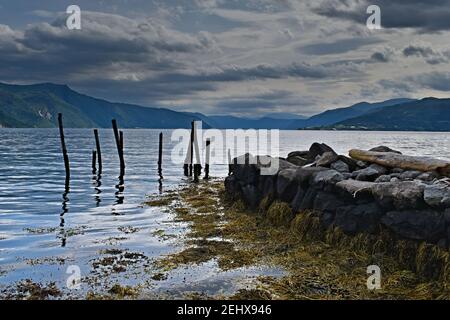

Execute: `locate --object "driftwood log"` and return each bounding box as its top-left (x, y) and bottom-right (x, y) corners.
top-left (349, 149), bottom-right (450, 176)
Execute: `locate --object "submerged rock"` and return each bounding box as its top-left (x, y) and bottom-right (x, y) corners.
top-left (369, 146), bottom-right (402, 154)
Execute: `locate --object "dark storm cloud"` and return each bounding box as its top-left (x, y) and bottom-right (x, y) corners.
top-left (313, 0), bottom-right (450, 32)
top-left (412, 72), bottom-right (450, 91)
top-left (402, 45), bottom-right (449, 65)
top-left (371, 51), bottom-right (389, 62)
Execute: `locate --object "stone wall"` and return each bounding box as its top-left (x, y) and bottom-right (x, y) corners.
top-left (225, 143), bottom-right (450, 250)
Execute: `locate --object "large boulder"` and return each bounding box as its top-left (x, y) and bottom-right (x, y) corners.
top-left (381, 210), bottom-right (446, 242)
top-left (424, 184), bottom-right (450, 209)
top-left (241, 184), bottom-right (261, 210)
top-left (353, 164), bottom-right (387, 181)
top-left (293, 167), bottom-right (329, 186)
top-left (286, 155), bottom-right (309, 167)
top-left (371, 181), bottom-right (426, 210)
top-left (334, 203), bottom-right (384, 234)
top-left (308, 143), bottom-right (336, 161)
top-left (316, 152), bottom-right (339, 167)
top-left (288, 151), bottom-right (310, 159)
top-left (277, 168), bottom-right (300, 202)
top-left (313, 191), bottom-right (346, 213)
top-left (330, 160), bottom-right (350, 173)
top-left (312, 170), bottom-right (345, 188)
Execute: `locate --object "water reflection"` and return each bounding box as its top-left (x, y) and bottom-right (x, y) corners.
top-left (114, 175), bottom-right (125, 209)
top-left (92, 173), bottom-right (102, 207)
top-left (59, 179), bottom-right (70, 247)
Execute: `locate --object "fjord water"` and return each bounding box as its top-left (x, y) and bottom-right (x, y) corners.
top-left (0, 128), bottom-right (449, 296)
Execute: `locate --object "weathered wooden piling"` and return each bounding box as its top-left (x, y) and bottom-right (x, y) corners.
top-left (189, 121), bottom-right (194, 176)
top-left (112, 119), bottom-right (125, 176)
top-left (228, 149), bottom-right (232, 176)
top-left (204, 139), bottom-right (211, 179)
top-left (92, 150), bottom-right (97, 174)
top-left (58, 113), bottom-right (70, 182)
top-left (158, 132), bottom-right (163, 175)
top-left (93, 129), bottom-right (102, 173)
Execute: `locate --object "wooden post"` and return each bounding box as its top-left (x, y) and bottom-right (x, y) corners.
top-left (58, 113), bottom-right (70, 183)
top-left (189, 121), bottom-right (194, 176)
top-left (119, 131), bottom-right (124, 151)
top-left (228, 149), bottom-right (232, 176)
top-left (158, 132), bottom-right (163, 174)
top-left (94, 129), bottom-right (102, 173)
top-left (112, 119), bottom-right (125, 176)
top-left (204, 139), bottom-right (211, 179)
top-left (92, 150), bottom-right (97, 174)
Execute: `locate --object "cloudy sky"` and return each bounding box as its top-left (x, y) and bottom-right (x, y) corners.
top-left (1, 0), bottom-right (450, 117)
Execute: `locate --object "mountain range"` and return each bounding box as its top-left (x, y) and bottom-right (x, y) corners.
top-left (0, 82), bottom-right (449, 131)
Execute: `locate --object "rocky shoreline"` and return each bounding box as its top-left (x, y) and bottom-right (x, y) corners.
top-left (225, 143), bottom-right (450, 250)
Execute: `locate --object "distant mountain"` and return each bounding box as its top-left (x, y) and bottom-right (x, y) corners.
top-left (1, 82), bottom-right (444, 131)
top-left (207, 115), bottom-right (296, 129)
top-left (262, 112), bottom-right (306, 120)
top-left (288, 98), bottom-right (415, 129)
top-left (326, 98), bottom-right (450, 131)
top-left (0, 82), bottom-right (209, 128)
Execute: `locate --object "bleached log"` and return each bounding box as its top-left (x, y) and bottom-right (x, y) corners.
top-left (349, 149), bottom-right (450, 176)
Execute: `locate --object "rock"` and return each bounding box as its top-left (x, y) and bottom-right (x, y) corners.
top-left (241, 184), bottom-right (261, 210)
top-left (390, 177), bottom-right (400, 183)
top-left (232, 154), bottom-right (259, 185)
top-left (277, 169), bottom-right (300, 202)
top-left (287, 156), bottom-right (309, 167)
top-left (335, 180), bottom-right (375, 196)
top-left (356, 161), bottom-right (368, 168)
top-left (288, 151), bottom-right (310, 159)
top-left (417, 172), bottom-right (438, 182)
top-left (259, 175), bottom-right (276, 197)
top-left (312, 191), bottom-right (345, 213)
top-left (369, 146), bottom-right (402, 154)
top-left (400, 170), bottom-right (422, 181)
top-left (353, 167), bottom-right (381, 182)
top-left (353, 164), bottom-right (387, 181)
top-left (375, 175), bottom-right (391, 183)
top-left (337, 155), bottom-right (359, 171)
top-left (225, 176), bottom-right (241, 196)
top-left (308, 143), bottom-right (336, 161)
top-left (334, 203), bottom-right (384, 234)
top-left (290, 186), bottom-right (306, 212)
top-left (342, 173), bottom-right (352, 179)
top-left (293, 167), bottom-right (329, 186)
top-left (369, 164), bottom-right (388, 175)
top-left (444, 208), bottom-right (450, 223)
top-left (423, 184), bottom-right (450, 209)
top-left (330, 160), bottom-right (350, 173)
top-left (312, 170), bottom-right (344, 187)
top-left (316, 152), bottom-right (339, 167)
top-left (372, 181), bottom-right (425, 210)
top-left (391, 168), bottom-right (404, 174)
top-left (381, 210), bottom-right (446, 242)
top-left (298, 187), bottom-right (319, 210)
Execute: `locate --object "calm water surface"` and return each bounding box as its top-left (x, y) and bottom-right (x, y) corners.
top-left (0, 129), bottom-right (449, 297)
